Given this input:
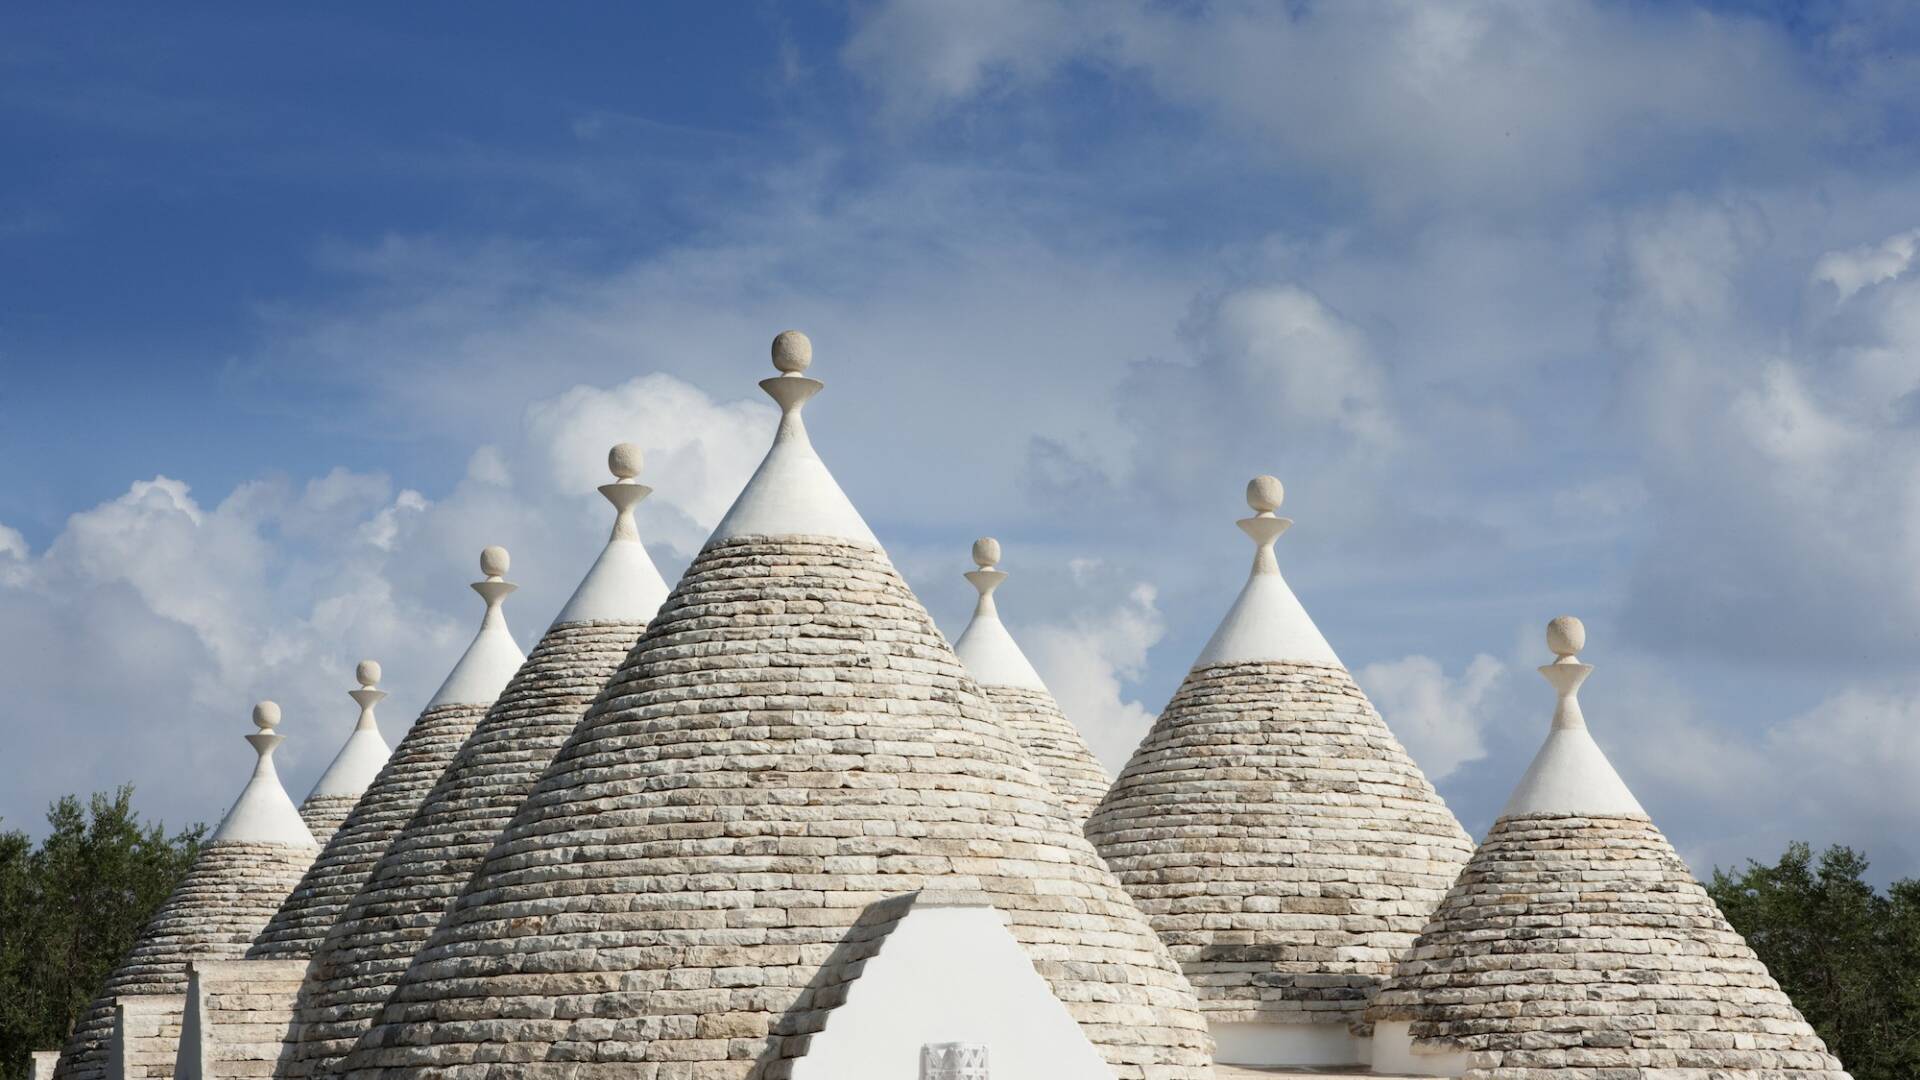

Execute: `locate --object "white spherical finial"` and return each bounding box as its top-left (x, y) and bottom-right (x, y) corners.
top-left (252, 700), bottom-right (281, 731)
top-left (1246, 475), bottom-right (1285, 514)
top-left (607, 442), bottom-right (644, 480)
top-left (1547, 615), bottom-right (1586, 658)
top-left (480, 545), bottom-right (510, 579)
top-left (972, 537), bottom-right (1001, 569)
top-left (356, 659), bottom-right (382, 687)
top-left (771, 330), bottom-right (812, 374)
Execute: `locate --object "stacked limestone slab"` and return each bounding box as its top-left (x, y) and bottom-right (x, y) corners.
top-left (1086, 476), bottom-right (1473, 1069)
top-left (1366, 619), bottom-right (1852, 1079)
top-left (176, 959), bottom-right (308, 1080)
top-left (54, 706), bottom-right (318, 1080)
top-left (278, 447), bottom-right (669, 1079)
top-left (295, 662), bottom-right (393, 848)
top-left (338, 333), bottom-right (1212, 1080)
top-left (950, 537), bottom-right (1111, 822)
top-left (248, 551), bottom-right (524, 962)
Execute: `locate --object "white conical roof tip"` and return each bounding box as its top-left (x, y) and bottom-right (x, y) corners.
top-left (772, 329), bottom-right (812, 374)
top-left (1246, 474), bottom-right (1284, 514)
top-left (212, 700), bottom-right (315, 846)
top-left (952, 536), bottom-right (1046, 690)
top-left (356, 659), bottom-right (382, 687)
top-left (426, 546), bottom-right (527, 708)
top-left (1547, 614), bottom-right (1586, 660)
top-left (972, 536), bottom-right (1001, 569)
top-left (252, 700), bottom-right (281, 730)
top-left (552, 442), bottom-right (672, 625)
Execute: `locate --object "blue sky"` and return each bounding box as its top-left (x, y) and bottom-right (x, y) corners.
top-left (5, 2), bottom-right (1920, 880)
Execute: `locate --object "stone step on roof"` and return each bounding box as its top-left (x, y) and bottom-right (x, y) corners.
top-left (1367, 619), bottom-right (1852, 1079)
top-left (54, 705), bottom-right (317, 1080)
top-left (1086, 476), bottom-right (1474, 1033)
top-left (296, 661), bottom-right (394, 848)
top-left (336, 332), bottom-right (1211, 1080)
top-left (247, 549), bottom-right (523, 961)
top-left (950, 537), bottom-right (1110, 822)
top-left (278, 446), bottom-right (669, 1079)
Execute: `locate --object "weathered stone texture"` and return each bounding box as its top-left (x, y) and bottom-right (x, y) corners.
top-left (178, 959), bottom-right (308, 1080)
top-left (295, 796), bottom-right (356, 850)
top-left (340, 536), bottom-right (1211, 1080)
top-left (1370, 812), bottom-right (1852, 1079)
top-left (980, 685), bottom-right (1111, 824)
top-left (283, 621), bottom-right (645, 1078)
top-left (114, 996), bottom-right (185, 1080)
top-left (1086, 660), bottom-right (1474, 1029)
top-left (53, 842), bottom-right (316, 1080)
top-left (247, 702), bottom-right (490, 961)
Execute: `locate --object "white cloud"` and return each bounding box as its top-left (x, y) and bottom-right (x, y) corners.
top-left (1813, 228), bottom-right (1920, 301)
top-left (1024, 583), bottom-right (1166, 772)
top-left (1357, 652), bottom-right (1504, 781)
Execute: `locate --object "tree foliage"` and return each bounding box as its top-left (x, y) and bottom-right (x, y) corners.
top-left (0, 788), bottom-right (203, 1080)
top-left (1709, 841), bottom-right (1920, 1080)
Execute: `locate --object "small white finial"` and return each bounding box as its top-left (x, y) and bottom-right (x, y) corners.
top-left (608, 442), bottom-right (644, 481)
top-left (1247, 475), bottom-right (1285, 515)
top-left (480, 545), bottom-right (510, 580)
top-left (972, 537), bottom-right (1001, 570)
top-left (355, 659), bottom-right (382, 687)
top-left (1547, 615), bottom-right (1586, 660)
top-left (772, 330), bottom-right (812, 375)
top-left (253, 700), bottom-right (281, 731)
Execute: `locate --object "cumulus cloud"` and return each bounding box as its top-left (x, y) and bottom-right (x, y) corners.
top-left (1357, 652), bottom-right (1504, 781)
top-left (1024, 581), bottom-right (1167, 772)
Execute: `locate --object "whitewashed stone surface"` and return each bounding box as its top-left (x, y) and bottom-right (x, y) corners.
top-left (1368, 812), bottom-right (1852, 1078)
top-left (340, 536), bottom-right (1211, 1080)
top-left (295, 795), bottom-right (356, 850)
top-left (980, 685), bottom-right (1110, 824)
top-left (52, 841), bottom-right (316, 1080)
top-left (1086, 660), bottom-right (1474, 1030)
top-left (248, 702), bottom-right (491, 960)
top-left (281, 620), bottom-right (647, 1078)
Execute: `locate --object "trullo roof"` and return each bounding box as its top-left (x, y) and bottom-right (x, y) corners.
top-left (297, 660), bottom-right (393, 847)
top-left (1367, 618), bottom-right (1852, 1078)
top-left (951, 536), bottom-right (1111, 822)
top-left (1084, 475), bottom-right (1475, 1032)
top-left (247, 548), bottom-right (523, 961)
top-left (281, 445), bottom-right (670, 1078)
top-left (52, 703), bottom-right (317, 1080)
top-left (339, 331), bottom-right (1211, 1080)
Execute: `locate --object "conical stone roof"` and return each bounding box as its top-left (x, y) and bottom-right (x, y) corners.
top-left (1085, 476), bottom-right (1475, 1048)
top-left (248, 549), bottom-right (524, 961)
top-left (297, 661), bottom-right (393, 847)
top-left (53, 704), bottom-right (318, 1080)
top-left (951, 536), bottom-right (1111, 822)
top-left (281, 445), bottom-right (670, 1078)
top-left (1367, 618), bottom-right (1852, 1078)
top-left (339, 332), bottom-right (1211, 1080)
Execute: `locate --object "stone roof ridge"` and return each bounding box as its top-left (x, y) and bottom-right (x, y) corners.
top-left (709, 329), bottom-right (880, 546)
top-left (306, 660), bottom-right (392, 800)
top-left (210, 701), bottom-right (315, 847)
top-left (951, 536), bottom-right (1047, 690)
top-left (424, 545), bottom-right (526, 708)
top-left (1191, 474), bottom-right (1341, 669)
top-left (1500, 615), bottom-right (1645, 818)
top-left (550, 442), bottom-right (671, 625)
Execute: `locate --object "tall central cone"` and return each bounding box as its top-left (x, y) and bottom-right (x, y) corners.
top-left (342, 332), bottom-right (1210, 1080)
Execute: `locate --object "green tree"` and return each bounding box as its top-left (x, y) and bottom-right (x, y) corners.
top-left (1710, 842), bottom-right (1920, 1080)
top-left (0, 788), bottom-right (203, 1080)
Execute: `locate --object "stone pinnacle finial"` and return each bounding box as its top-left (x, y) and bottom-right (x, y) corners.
top-left (356, 659), bottom-right (382, 688)
top-left (972, 536), bottom-right (1001, 570)
top-left (253, 700), bottom-right (281, 731)
top-left (608, 442), bottom-right (644, 481)
top-left (480, 545), bottom-right (510, 581)
top-left (1247, 474), bottom-right (1285, 515)
top-left (771, 330), bottom-right (812, 375)
top-left (1547, 615), bottom-right (1586, 663)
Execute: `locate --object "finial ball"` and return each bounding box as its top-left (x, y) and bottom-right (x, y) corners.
top-left (1547, 615), bottom-right (1586, 658)
top-left (252, 700), bottom-right (281, 731)
top-left (771, 330), bottom-right (812, 374)
top-left (480, 545), bottom-right (510, 578)
top-left (1246, 475), bottom-right (1285, 513)
top-left (356, 659), bottom-right (382, 687)
top-left (972, 537), bottom-right (1001, 569)
top-left (607, 442), bottom-right (644, 479)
